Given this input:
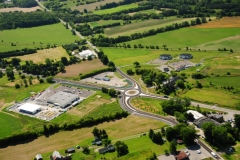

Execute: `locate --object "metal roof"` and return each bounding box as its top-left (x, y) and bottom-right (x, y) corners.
top-left (18, 103), bottom-right (41, 113)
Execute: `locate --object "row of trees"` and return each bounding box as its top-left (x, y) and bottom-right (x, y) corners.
top-left (91, 18), bottom-right (206, 47)
top-left (99, 0), bottom-right (142, 10)
top-left (102, 87), bottom-right (118, 97)
top-left (149, 129), bottom-right (164, 145)
top-left (0, 48), bottom-right (36, 58)
top-left (0, 0), bottom-right (37, 8)
top-left (0, 11), bottom-right (59, 30)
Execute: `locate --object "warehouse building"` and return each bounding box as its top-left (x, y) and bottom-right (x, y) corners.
top-left (47, 91), bottom-right (79, 108)
top-left (18, 103), bottom-right (41, 115)
top-left (187, 110), bottom-right (204, 120)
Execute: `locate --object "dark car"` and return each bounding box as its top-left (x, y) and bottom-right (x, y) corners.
top-left (163, 95), bottom-right (168, 98)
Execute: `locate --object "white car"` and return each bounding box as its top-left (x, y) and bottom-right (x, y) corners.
top-left (185, 150), bottom-right (188, 153)
top-left (197, 150), bottom-right (201, 154)
top-left (187, 152), bottom-right (190, 156)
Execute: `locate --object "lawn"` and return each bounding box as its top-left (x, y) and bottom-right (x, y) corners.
top-left (131, 97), bottom-right (165, 115)
top-left (0, 115), bottom-right (166, 160)
top-left (0, 23), bottom-right (79, 52)
top-left (85, 100), bottom-right (123, 118)
top-left (101, 47), bottom-right (225, 66)
top-left (105, 17), bottom-right (197, 37)
top-left (89, 20), bottom-right (123, 27)
top-left (206, 76), bottom-right (240, 89)
top-left (126, 28), bottom-right (240, 50)
top-left (93, 3), bottom-right (138, 15)
top-left (0, 112), bottom-right (22, 138)
top-left (181, 88), bottom-right (239, 107)
top-left (13, 47), bottom-right (69, 63)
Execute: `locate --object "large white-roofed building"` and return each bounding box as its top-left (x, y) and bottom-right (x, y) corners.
top-left (18, 103), bottom-right (41, 115)
top-left (79, 50), bottom-right (95, 58)
top-left (187, 110), bottom-right (204, 120)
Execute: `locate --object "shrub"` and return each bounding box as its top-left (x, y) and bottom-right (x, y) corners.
top-left (15, 84), bottom-right (20, 89)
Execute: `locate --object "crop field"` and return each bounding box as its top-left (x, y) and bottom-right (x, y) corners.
top-left (0, 23), bottom-right (78, 52)
top-left (128, 9), bottom-right (161, 15)
top-left (127, 28), bottom-right (240, 50)
top-left (182, 88), bottom-right (239, 107)
top-left (105, 17), bottom-right (197, 37)
top-left (207, 76), bottom-right (240, 89)
top-left (93, 3), bottom-right (138, 15)
top-left (0, 115), bottom-right (166, 160)
top-left (102, 47), bottom-right (225, 66)
top-left (0, 112), bottom-right (22, 138)
top-left (194, 17), bottom-right (240, 28)
top-left (131, 97), bottom-right (165, 115)
top-left (71, 0), bottom-right (123, 11)
top-left (56, 59), bottom-right (107, 78)
top-left (0, 6), bottom-right (41, 12)
top-left (13, 47), bottom-right (69, 63)
top-left (89, 20), bottom-right (123, 27)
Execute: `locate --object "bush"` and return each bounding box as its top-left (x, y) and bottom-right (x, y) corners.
top-left (15, 83), bottom-right (20, 89)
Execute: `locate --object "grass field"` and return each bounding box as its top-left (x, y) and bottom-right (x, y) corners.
top-left (181, 88), bottom-right (239, 107)
top-left (102, 47), bottom-right (225, 66)
top-left (128, 9), bottom-right (161, 15)
top-left (131, 97), bottom-right (165, 115)
top-left (89, 20), bottom-right (123, 27)
top-left (13, 47), bottom-right (69, 63)
top-left (0, 112), bottom-right (22, 138)
top-left (206, 76), bottom-right (240, 89)
top-left (71, 0), bottom-right (123, 11)
top-left (0, 23), bottom-right (78, 52)
top-left (56, 59), bottom-right (107, 78)
top-left (0, 115), bottom-right (166, 160)
top-left (93, 3), bottom-right (138, 15)
top-left (126, 28), bottom-right (240, 50)
top-left (105, 17), bottom-right (197, 37)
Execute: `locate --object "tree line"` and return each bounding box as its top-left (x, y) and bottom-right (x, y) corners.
top-left (99, 0), bottom-right (142, 10)
top-left (0, 11), bottom-right (59, 30)
top-left (0, 48), bottom-right (36, 58)
top-left (90, 18), bottom-right (206, 47)
top-left (0, 0), bottom-right (38, 8)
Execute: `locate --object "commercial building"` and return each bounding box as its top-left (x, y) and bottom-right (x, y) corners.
top-left (194, 116), bottom-right (221, 128)
top-left (47, 91), bottom-right (79, 108)
top-left (187, 110), bottom-right (204, 120)
top-left (18, 103), bottom-right (41, 115)
top-left (207, 114), bottom-right (224, 123)
top-left (79, 50), bottom-right (95, 58)
top-left (179, 53), bottom-right (193, 59)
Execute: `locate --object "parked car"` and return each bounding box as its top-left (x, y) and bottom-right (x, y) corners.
top-left (197, 150), bottom-right (201, 154)
top-left (211, 152), bottom-right (217, 158)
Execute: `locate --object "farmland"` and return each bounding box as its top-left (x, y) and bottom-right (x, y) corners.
top-left (13, 47), bottom-right (69, 63)
top-left (0, 115), bottom-right (166, 160)
top-left (105, 17), bottom-right (197, 37)
top-left (0, 6), bottom-right (41, 12)
top-left (56, 59), bottom-right (107, 78)
top-left (89, 20), bottom-right (123, 27)
top-left (0, 23), bottom-right (78, 52)
top-left (126, 27), bottom-right (240, 50)
top-left (93, 3), bottom-right (138, 15)
top-left (206, 76), bottom-right (240, 89)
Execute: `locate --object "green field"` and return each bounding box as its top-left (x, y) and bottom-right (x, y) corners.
top-left (0, 23), bottom-right (79, 52)
top-left (89, 20), bottom-right (123, 27)
top-left (105, 17), bottom-right (197, 37)
top-left (0, 112), bottom-right (22, 138)
top-left (207, 76), bottom-right (240, 88)
top-left (127, 28), bottom-right (240, 50)
top-left (93, 3), bottom-right (138, 15)
top-left (85, 100), bottom-right (123, 118)
top-left (102, 47), bottom-right (225, 66)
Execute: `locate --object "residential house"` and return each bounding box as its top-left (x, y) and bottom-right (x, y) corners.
top-left (175, 151), bottom-right (188, 160)
top-left (160, 54), bottom-right (172, 60)
top-left (207, 114), bottom-right (224, 123)
top-left (179, 53), bottom-right (193, 59)
top-left (99, 144), bottom-right (115, 154)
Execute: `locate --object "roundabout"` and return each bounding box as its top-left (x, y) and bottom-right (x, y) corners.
top-left (125, 90), bottom-right (139, 96)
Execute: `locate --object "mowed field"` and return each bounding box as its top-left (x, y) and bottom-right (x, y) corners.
top-left (127, 27), bottom-right (240, 50)
top-left (0, 115), bottom-right (165, 160)
top-left (56, 59), bottom-right (107, 77)
top-left (89, 20), bottom-right (123, 27)
top-left (93, 3), bottom-right (138, 15)
top-left (0, 23), bottom-right (78, 52)
top-left (0, 6), bottom-right (41, 12)
top-left (71, 0), bottom-right (122, 11)
top-left (0, 112), bottom-right (22, 138)
top-left (13, 47), bottom-right (69, 63)
top-left (105, 17), bottom-right (197, 37)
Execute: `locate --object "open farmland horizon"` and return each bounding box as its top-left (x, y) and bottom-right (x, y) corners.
top-left (0, 23), bottom-right (79, 52)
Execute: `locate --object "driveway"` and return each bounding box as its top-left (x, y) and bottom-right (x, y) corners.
top-left (158, 144), bottom-right (213, 160)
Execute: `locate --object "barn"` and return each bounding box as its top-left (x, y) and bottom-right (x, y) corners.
top-left (18, 103), bottom-right (41, 115)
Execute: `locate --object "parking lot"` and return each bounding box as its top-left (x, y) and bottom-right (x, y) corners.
top-left (80, 72), bottom-right (127, 87)
top-left (168, 60), bottom-right (196, 71)
top-left (8, 84), bottom-right (95, 121)
top-left (158, 144), bottom-right (213, 160)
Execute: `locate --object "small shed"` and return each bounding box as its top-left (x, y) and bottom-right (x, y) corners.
top-left (36, 154), bottom-right (43, 160)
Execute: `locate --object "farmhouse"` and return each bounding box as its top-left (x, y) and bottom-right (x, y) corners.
top-left (79, 50), bottom-right (95, 58)
top-left (160, 54), bottom-right (172, 60)
top-left (35, 154), bottom-right (43, 160)
top-left (92, 136), bottom-right (102, 145)
top-left (18, 103), bottom-right (41, 115)
top-left (179, 53), bottom-right (193, 59)
top-left (99, 144), bottom-right (115, 154)
top-left (187, 110), bottom-right (204, 120)
top-left (47, 91), bottom-right (79, 108)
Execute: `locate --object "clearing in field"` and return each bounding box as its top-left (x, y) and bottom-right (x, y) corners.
top-left (56, 59), bottom-right (107, 78)
top-left (105, 17), bottom-right (197, 37)
top-left (127, 28), bottom-right (240, 50)
top-left (194, 17), bottom-right (240, 28)
top-left (0, 6), bottom-right (41, 12)
top-left (181, 88), bottom-right (239, 107)
top-left (13, 47), bottom-right (69, 63)
top-left (93, 3), bottom-right (138, 15)
top-left (0, 115), bottom-right (166, 160)
top-left (0, 112), bottom-right (22, 138)
top-left (71, 0), bottom-right (122, 11)
top-left (0, 23), bottom-right (78, 52)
